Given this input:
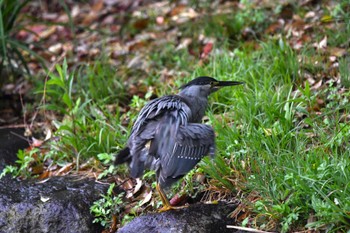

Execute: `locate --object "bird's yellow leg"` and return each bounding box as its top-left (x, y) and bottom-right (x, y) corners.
top-left (156, 183), bottom-right (171, 209)
top-left (156, 183), bottom-right (188, 212)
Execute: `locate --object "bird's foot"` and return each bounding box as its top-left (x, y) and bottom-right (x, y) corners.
top-left (156, 183), bottom-right (189, 212)
top-left (158, 203), bottom-right (189, 212)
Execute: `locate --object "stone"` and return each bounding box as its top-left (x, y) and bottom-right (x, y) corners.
top-left (117, 202), bottom-right (247, 233)
top-left (0, 128), bottom-right (108, 233)
top-left (0, 175), bottom-right (108, 233)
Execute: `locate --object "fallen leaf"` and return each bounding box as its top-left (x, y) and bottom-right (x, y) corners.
top-left (304, 11), bottom-right (316, 19)
top-left (279, 3), bottom-right (294, 20)
top-left (55, 162), bottom-right (74, 175)
top-left (156, 16), bottom-right (164, 25)
top-left (329, 56), bottom-right (337, 62)
top-left (314, 36), bottom-right (327, 50)
top-left (169, 193), bottom-right (187, 206)
top-left (40, 195), bottom-right (50, 202)
top-left (133, 178), bottom-right (143, 194)
top-left (31, 137), bottom-right (44, 147)
top-left (133, 18), bottom-right (149, 30)
top-left (38, 170), bottom-right (51, 179)
top-left (265, 21), bottom-right (283, 34)
top-left (38, 26), bottom-right (57, 40)
top-left (329, 47), bottom-right (347, 57)
top-left (31, 164), bottom-right (44, 175)
top-left (176, 38), bottom-right (192, 50)
top-left (82, 0), bottom-right (104, 26)
top-left (48, 43), bottom-right (63, 54)
top-left (169, 5), bottom-right (186, 17)
top-left (71, 5), bottom-right (80, 18)
top-left (139, 189), bottom-right (152, 206)
top-left (321, 15), bottom-right (332, 23)
top-left (92, 0), bottom-right (104, 12)
top-left (201, 42), bottom-right (213, 58)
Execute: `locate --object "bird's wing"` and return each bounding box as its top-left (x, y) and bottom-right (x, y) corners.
top-left (158, 123), bottom-right (215, 187)
top-left (127, 95), bottom-right (192, 178)
top-left (130, 95), bottom-right (191, 138)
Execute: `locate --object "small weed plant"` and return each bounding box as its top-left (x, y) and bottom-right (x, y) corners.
top-left (90, 183), bottom-right (124, 228)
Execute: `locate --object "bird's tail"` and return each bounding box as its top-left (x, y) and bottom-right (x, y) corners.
top-left (114, 147), bottom-right (131, 165)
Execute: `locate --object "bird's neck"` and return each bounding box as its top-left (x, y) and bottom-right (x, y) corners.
top-left (177, 89), bottom-right (209, 123)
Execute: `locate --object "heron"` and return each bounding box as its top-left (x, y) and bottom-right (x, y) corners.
top-left (114, 76), bottom-right (244, 211)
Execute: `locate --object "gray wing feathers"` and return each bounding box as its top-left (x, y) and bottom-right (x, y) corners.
top-left (161, 124), bottom-right (215, 178)
top-left (131, 96), bottom-right (191, 135)
top-left (128, 95), bottom-right (191, 178)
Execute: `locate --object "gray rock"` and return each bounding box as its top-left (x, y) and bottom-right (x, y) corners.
top-left (0, 128), bottom-right (108, 233)
top-left (0, 176), bottom-right (108, 233)
top-left (118, 202), bottom-right (246, 233)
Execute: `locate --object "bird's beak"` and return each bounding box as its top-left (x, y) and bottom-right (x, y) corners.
top-left (214, 81), bottom-right (245, 87)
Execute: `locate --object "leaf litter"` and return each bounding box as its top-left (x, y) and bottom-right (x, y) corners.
top-left (2, 0), bottom-right (349, 231)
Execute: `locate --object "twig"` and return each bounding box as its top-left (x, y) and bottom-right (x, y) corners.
top-left (226, 225), bottom-right (275, 233)
top-left (10, 130), bottom-right (30, 142)
top-left (0, 124), bottom-right (27, 129)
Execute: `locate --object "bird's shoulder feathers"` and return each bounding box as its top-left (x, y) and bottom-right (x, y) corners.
top-left (131, 95), bottom-right (191, 135)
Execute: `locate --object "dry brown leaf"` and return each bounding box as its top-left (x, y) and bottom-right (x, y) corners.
top-left (110, 215), bottom-right (118, 233)
top-left (71, 5), bottom-right (80, 18)
top-left (169, 193), bottom-right (187, 206)
top-left (42, 13), bottom-right (58, 21)
top-left (123, 179), bottom-right (134, 190)
top-left (133, 18), bottom-right (149, 30)
top-left (329, 56), bottom-right (337, 62)
top-left (265, 22), bottom-right (283, 34)
top-left (128, 41), bottom-right (148, 52)
top-left (139, 188), bottom-right (152, 206)
top-left (31, 137), bottom-right (44, 147)
top-left (314, 36), bottom-right (327, 50)
top-left (304, 11), bottom-right (316, 19)
top-left (48, 43), bottom-right (63, 54)
top-left (38, 170), bottom-right (51, 179)
top-left (279, 3), bottom-right (294, 20)
top-left (307, 212), bottom-right (316, 229)
top-left (156, 16), bottom-right (164, 25)
top-left (176, 38), bottom-right (192, 50)
top-left (133, 178), bottom-right (143, 194)
top-left (55, 162), bottom-right (74, 175)
top-left (319, 36), bottom-right (327, 49)
top-left (82, 0), bottom-right (104, 26)
top-left (169, 5), bottom-right (186, 17)
top-left (329, 47), bottom-right (347, 57)
top-left (92, 0), bottom-right (104, 12)
top-left (38, 26), bottom-right (57, 40)
top-left (31, 164), bottom-right (44, 175)
top-left (201, 42), bottom-right (213, 59)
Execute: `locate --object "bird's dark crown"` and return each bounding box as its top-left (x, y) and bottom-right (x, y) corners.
top-left (180, 76), bottom-right (217, 89)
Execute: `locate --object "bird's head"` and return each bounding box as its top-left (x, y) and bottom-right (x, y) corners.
top-left (180, 76), bottom-right (244, 96)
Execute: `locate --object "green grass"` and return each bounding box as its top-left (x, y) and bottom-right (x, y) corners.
top-left (2, 36), bottom-right (349, 233)
top-left (1, 1), bottom-right (350, 232)
top-left (43, 60), bottom-right (130, 167)
top-left (0, 0), bottom-right (49, 80)
top-left (0, 0), bottom-right (31, 78)
top-left (67, 36), bottom-right (349, 231)
top-left (196, 41), bottom-right (350, 231)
